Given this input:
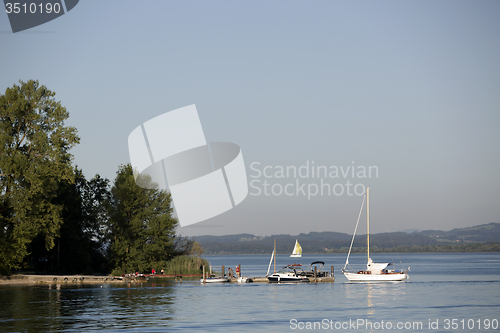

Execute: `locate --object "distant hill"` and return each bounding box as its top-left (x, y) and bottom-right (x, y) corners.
top-left (419, 222), bottom-right (500, 243)
top-left (192, 223), bottom-right (500, 255)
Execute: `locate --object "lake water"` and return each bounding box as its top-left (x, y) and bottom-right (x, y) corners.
top-left (1, 253), bottom-right (499, 332)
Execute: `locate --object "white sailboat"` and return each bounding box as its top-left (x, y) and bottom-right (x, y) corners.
top-left (342, 187), bottom-right (409, 282)
top-left (290, 240), bottom-right (302, 258)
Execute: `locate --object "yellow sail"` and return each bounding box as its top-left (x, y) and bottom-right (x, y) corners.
top-left (290, 240), bottom-right (302, 257)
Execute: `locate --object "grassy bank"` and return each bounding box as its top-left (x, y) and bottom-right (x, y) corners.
top-left (110, 256), bottom-right (210, 276)
top-left (161, 256), bottom-right (210, 275)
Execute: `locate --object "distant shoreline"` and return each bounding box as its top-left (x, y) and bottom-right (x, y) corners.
top-left (202, 247), bottom-right (500, 256)
top-left (202, 252), bottom-right (500, 256)
top-left (199, 241), bottom-right (500, 256)
top-left (193, 223), bottom-right (500, 255)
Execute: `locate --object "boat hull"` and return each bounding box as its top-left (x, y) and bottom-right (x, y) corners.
top-left (343, 272), bottom-right (408, 282)
top-left (267, 275), bottom-right (309, 283)
top-left (238, 277), bottom-right (253, 283)
top-left (200, 277), bottom-right (230, 283)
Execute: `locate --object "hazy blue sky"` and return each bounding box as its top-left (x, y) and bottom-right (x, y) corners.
top-left (1, 1), bottom-right (499, 237)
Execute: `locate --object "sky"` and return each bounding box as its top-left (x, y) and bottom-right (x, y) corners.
top-left (1, 0), bottom-right (499, 237)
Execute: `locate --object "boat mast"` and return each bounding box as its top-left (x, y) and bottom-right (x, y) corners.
top-left (367, 187), bottom-right (370, 262)
top-left (343, 194), bottom-right (366, 271)
top-left (274, 238), bottom-right (276, 274)
top-left (266, 249), bottom-right (274, 276)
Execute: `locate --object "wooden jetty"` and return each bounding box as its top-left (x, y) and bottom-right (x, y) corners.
top-left (200, 264), bottom-right (335, 283)
top-left (1, 263), bottom-right (335, 285)
top-left (237, 276), bottom-right (334, 283)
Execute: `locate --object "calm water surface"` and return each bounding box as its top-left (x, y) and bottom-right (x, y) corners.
top-left (1, 253), bottom-right (499, 332)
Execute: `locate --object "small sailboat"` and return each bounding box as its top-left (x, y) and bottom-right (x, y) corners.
top-left (290, 240), bottom-right (302, 258)
top-left (342, 187), bottom-right (409, 282)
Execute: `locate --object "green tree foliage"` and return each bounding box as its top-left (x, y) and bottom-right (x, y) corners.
top-left (107, 164), bottom-right (178, 274)
top-left (26, 168), bottom-right (110, 273)
top-left (0, 80), bottom-right (79, 269)
top-left (190, 241), bottom-right (204, 256)
top-left (173, 236), bottom-right (194, 255)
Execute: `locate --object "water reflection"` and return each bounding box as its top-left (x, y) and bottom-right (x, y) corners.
top-left (1, 253), bottom-right (499, 332)
top-left (367, 283), bottom-right (373, 314)
top-left (343, 282), bottom-right (408, 317)
top-left (0, 280), bottom-right (176, 332)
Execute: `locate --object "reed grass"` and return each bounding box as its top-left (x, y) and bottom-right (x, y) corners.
top-left (162, 255), bottom-right (210, 275)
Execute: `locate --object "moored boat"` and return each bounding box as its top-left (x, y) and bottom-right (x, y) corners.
top-left (266, 240), bottom-right (308, 282)
top-left (200, 276), bottom-right (230, 283)
top-left (237, 276), bottom-right (253, 283)
top-left (342, 187), bottom-right (409, 282)
top-left (267, 266), bottom-right (310, 283)
top-left (296, 261), bottom-right (329, 278)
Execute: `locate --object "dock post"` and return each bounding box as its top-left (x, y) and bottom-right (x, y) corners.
top-left (210, 265), bottom-right (212, 275)
top-left (331, 266), bottom-right (334, 277)
top-left (314, 266), bottom-right (317, 282)
top-left (180, 270), bottom-right (182, 283)
top-left (238, 264), bottom-right (241, 277)
top-left (175, 271), bottom-right (177, 283)
top-left (203, 265), bottom-right (206, 283)
top-left (222, 265), bottom-right (225, 277)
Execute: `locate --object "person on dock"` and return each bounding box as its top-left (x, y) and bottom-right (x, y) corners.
top-left (228, 267), bottom-right (234, 278)
top-left (152, 268), bottom-right (155, 275)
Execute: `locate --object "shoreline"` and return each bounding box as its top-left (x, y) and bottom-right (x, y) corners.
top-left (0, 273), bottom-right (204, 285)
top-left (0, 274), bottom-right (121, 285)
top-left (202, 251), bottom-right (500, 255)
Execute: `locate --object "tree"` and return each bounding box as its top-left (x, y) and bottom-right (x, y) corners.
top-left (26, 169), bottom-right (110, 274)
top-left (190, 241), bottom-right (204, 256)
top-left (106, 164), bottom-right (178, 274)
top-left (0, 80), bottom-right (79, 269)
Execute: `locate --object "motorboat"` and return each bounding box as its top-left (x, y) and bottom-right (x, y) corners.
top-left (267, 266), bottom-right (310, 283)
top-left (200, 275), bottom-right (230, 283)
top-left (237, 277), bottom-right (253, 283)
top-left (296, 261), bottom-right (330, 278)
